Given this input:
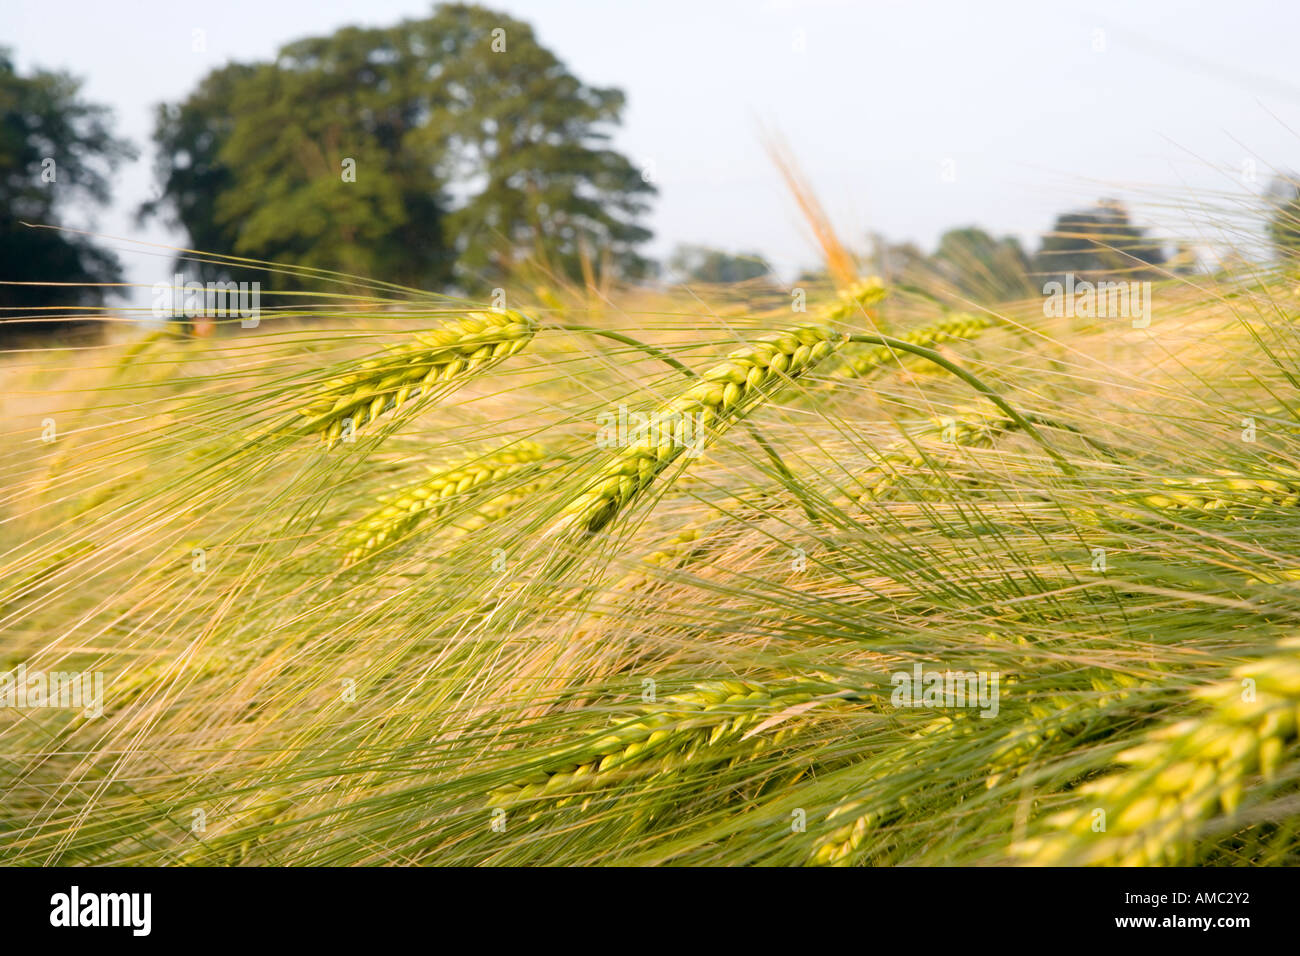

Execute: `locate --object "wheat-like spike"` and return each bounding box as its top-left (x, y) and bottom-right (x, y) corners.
top-left (1124, 471), bottom-right (1300, 515)
top-left (810, 664), bottom-right (1147, 866)
top-left (820, 277), bottom-right (888, 322)
top-left (176, 793), bottom-right (298, 866)
top-left (810, 642), bottom-right (1158, 866)
top-left (559, 324), bottom-right (848, 534)
top-left (832, 312), bottom-right (993, 380)
top-left (1015, 637), bottom-right (1300, 865)
top-left (809, 714), bottom-right (957, 865)
top-left (811, 798), bottom-right (877, 866)
top-left (488, 680), bottom-right (829, 813)
top-left (625, 488), bottom-right (797, 584)
top-left (983, 670), bottom-right (1146, 789)
top-left (442, 478), bottom-right (547, 541)
top-left (642, 527), bottom-right (706, 570)
top-left (856, 411), bottom-right (1015, 505)
top-left (298, 310), bottom-right (537, 448)
top-left (341, 440), bottom-right (548, 564)
top-left (112, 324), bottom-right (187, 378)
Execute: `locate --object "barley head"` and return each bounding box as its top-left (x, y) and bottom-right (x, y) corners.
top-left (341, 440), bottom-right (548, 564)
top-left (1124, 470), bottom-right (1300, 516)
top-left (856, 411), bottom-right (1015, 505)
top-left (1015, 637), bottom-right (1300, 865)
top-left (299, 311), bottom-right (537, 448)
top-left (559, 324), bottom-right (848, 534)
top-left (488, 679), bottom-right (831, 815)
top-left (822, 277), bottom-right (888, 322)
top-left (832, 312), bottom-right (993, 380)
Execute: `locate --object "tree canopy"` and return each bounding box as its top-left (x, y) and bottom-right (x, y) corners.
top-left (931, 227), bottom-right (1034, 302)
top-left (142, 3), bottom-right (655, 293)
top-left (1034, 199), bottom-right (1167, 285)
top-left (1266, 175), bottom-right (1300, 262)
top-left (0, 48), bottom-right (135, 325)
top-left (667, 244), bottom-right (771, 284)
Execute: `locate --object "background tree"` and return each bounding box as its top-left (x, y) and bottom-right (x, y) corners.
top-left (1266, 174), bottom-right (1300, 262)
top-left (142, 31), bottom-right (451, 292)
top-left (412, 4), bottom-right (655, 284)
top-left (1034, 199), bottom-right (1167, 285)
top-left (667, 244), bottom-right (771, 284)
top-left (0, 48), bottom-right (135, 334)
top-left (865, 232), bottom-right (932, 287)
top-left (138, 63), bottom-right (267, 284)
top-left (930, 226), bottom-right (1034, 302)
top-left (142, 3), bottom-right (655, 294)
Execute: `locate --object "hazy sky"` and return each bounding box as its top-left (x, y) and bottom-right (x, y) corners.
top-left (6, 0), bottom-right (1300, 294)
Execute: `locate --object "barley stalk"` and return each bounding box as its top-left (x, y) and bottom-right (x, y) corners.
top-left (983, 670), bottom-right (1146, 788)
top-left (558, 324), bottom-right (848, 534)
top-left (809, 659), bottom-right (1146, 866)
top-left (1015, 637), bottom-right (1300, 865)
top-left (298, 310), bottom-right (536, 448)
top-left (341, 440), bottom-right (547, 564)
top-left (441, 476), bottom-right (550, 542)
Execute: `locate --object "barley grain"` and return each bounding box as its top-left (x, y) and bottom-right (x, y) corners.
top-left (1125, 471), bottom-right (1300, 515)
top-left (822, 277), bottom-right (888, 322)
top-left (856, 412), bottom-right (1015, 505)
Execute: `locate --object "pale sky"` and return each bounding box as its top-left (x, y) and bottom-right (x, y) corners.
top-left (6, 0), bottom-right (1300, 298)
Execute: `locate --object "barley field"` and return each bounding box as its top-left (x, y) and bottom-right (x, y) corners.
top-left (2, 260), bottom-right (1299, 867)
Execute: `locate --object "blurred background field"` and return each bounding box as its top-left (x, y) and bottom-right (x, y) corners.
top-left (4, 2), bottom-right (1300, 867)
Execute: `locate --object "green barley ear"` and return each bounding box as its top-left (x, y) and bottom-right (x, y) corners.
top-left (112, 323), bottom-right (188, 380)
top-left (808, 714), bottom-right (956, 866)
top-left (298, 310), bottom-right (537, 448)
top-left (823, 277), bottom-right (888, 322)
top-left (441, 477), bottom-right (547, 541)
top-left (810, 798), bottom-right (875, 866)
top-left (487, 680), bottom-right (832, 815)
top-left (832, 312), bottom-right (993, 379)
top-left (558, 324), bottom-right (848, 534)
top-left (1016, 637), bottom-right (1300, 865)
top-left (176, 792), bottom-right (298, 866)
top-left (1123, 470), bottom-right (1300, 516)
top-left (341, 440), bottom-right (548, 565)
top-left (642, 527), bottom-right (707, 572)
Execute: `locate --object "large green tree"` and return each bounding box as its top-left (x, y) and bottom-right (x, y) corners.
top-left (667, 244), bottom-right (771, 284)
top-left (931, 227), bottom-right (1034, 302)
top-left (0, 49), bottom-right (135, 328)
top-left (1034, 199), bottom-right (1167, 285)
top-left (1266, 175), bottom-right (1300, 262)
top-left (143, 3), bottom-right (655, 292)
top-left (138, 63), bottom-right (258, 283)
